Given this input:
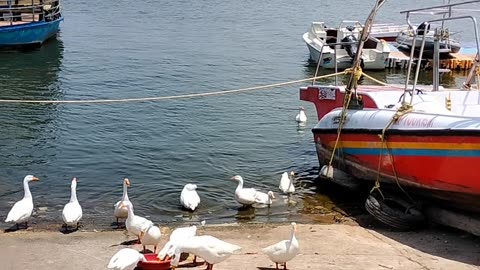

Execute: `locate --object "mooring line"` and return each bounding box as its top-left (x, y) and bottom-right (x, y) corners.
top-left (0, 72), bottom-right (348, 105)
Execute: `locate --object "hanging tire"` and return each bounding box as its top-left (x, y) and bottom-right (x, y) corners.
top-left (365, 190), bottom-right (425, 231)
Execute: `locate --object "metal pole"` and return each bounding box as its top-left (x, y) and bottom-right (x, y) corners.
top-left (433, 28), bottom-right (440, 91)
top-left (334, 46), bottom-right (338, 86)
top-left (345, 0), bottom-right (386, 93)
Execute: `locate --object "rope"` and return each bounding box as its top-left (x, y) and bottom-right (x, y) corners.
top-left (325, 67), bottom-right (362, 168)
top-left (371, 103), bottom-right (415, 203)
top-left (327, 91), bottom-right (353, 167)
top-left (0, 72), bottom-right (347, 105)
top-left (361, 72), bottom-right (404, 89)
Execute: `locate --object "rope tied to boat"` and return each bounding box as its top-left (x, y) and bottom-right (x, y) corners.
top-left (321, 67), bottom-right (364, 178)
top-left (0, 72), bottom-right (349, 105)
top-left (371, 103), bottom-right (415, 203)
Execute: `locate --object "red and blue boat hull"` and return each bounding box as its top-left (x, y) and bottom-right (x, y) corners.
top-left (313, 130), bottom-right (480, 213)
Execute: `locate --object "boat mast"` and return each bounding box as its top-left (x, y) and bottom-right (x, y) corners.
top-left (345, 0), bottom-right (386, 98)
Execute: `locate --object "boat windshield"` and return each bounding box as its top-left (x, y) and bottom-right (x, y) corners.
top-left (0, 0), bottom-right (61, 26)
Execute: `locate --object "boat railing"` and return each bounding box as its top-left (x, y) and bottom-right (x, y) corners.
top-left (0, 0), bottom-right (61, 26)
top-left (399, 0), bottom-right (480, 102)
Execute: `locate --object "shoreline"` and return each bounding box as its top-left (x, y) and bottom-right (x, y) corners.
top-left (1, 222), bottom-right (479, 270)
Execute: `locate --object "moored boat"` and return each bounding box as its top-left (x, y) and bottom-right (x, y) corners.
top-left (395, 23), bottom-right (461, 56)
top-left (302, 20), bottom-right (407, 70)
top-left (0, 0), bottom-right (63, 48)
top-left (300, 0), bottom-right (480, 217)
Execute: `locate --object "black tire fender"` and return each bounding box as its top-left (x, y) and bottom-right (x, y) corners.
top-left (365, 190), bottom-right (425, 231)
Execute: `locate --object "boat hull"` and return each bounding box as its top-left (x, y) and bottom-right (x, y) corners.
top-left (395, 32), bottom-right (461, 54)
top-left (303, 33), bottom-right (389, 70)
top-left (313, 128), bottom-right (480, 214)
top-left (0, 17), bottom-right (63, 47)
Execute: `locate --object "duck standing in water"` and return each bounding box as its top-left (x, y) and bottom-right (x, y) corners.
top-left (231, 175), bottom-right (257, 207)
top-left (180, 183), bottom-right (201, 211)
top-left (295, 106), bottom-right (307, 124)
top-left (279, 171), bottom-right (295, 196)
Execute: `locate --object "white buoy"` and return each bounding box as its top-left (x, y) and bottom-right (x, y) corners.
top-left (320, 165), bottom-right (334, 179)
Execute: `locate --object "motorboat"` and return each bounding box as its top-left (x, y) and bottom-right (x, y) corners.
top-left (302, 20), bottom-right (407, 70)
top-left (395, 22), bottom-right (461, 56)
top-left (0, 0), bottom-right (63, 48)
top-left (300, 0), bottom-right (480, 222)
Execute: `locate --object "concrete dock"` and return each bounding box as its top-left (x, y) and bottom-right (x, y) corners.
top-left (0, 223), bottom-right (479, 270)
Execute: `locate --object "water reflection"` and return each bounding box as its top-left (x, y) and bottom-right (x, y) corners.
top-left (0, 38), bottom-right (64, 196)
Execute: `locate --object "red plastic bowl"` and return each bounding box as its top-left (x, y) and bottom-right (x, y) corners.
top-left (137, 254), bottom-right (172, 270)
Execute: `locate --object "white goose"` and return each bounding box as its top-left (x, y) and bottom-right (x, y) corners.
top-left (107, 248), bottom-right (146, 270)
top-left (122, 203), bottom-right (153, 241)
top-left (158, 225), bottom-right (197, 260)
top-left (114, 178), bottom-right (132, 224)
top-left (262, 222), bottom-right (299, 270)
top-left (254, 191), bottom-right (275, 206)
top-left (171, 235), bottom-right (242, 270)
top-left (140, 224), bottom-right (162, 253)
top-left (5, 175), bottom-right (39, 229)
top-left (279, 171), bottom-right (295, 195)
top-left (231, 175), bottom-right (257, 206)
top-left (180, 184), bottom-right (200, 211)
top-left (295, 106), bottom-right (307, 123)
top-left (62, 177), bottom-right (82, 230)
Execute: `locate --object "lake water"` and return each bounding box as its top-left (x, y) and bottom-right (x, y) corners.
top-left (0, 0), bottom-right (477, 229)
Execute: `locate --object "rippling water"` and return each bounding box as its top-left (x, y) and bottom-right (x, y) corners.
top-left (0, 0), bottom-right (477, 229)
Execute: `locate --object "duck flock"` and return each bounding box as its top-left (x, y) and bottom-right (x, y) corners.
top-left (4, 172), bottom-right (299, 270)
top-left (3, 109), bottom-right (307, 270)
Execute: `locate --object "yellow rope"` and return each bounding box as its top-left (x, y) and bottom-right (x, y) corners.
top-left (327, 91), bottom-right (353, 167)
top-left (325, 67), bottom-right (363, 168)
top-left (361, 72), bottom-right (404, 88)
top-left (0, 72), bottom-right (347, 105)
top-left (371, 103), bottom-right (414, 200)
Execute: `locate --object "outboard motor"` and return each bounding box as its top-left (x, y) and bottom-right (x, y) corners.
top-left (341, 26), bottom-right (364, 68)
top-left (341, 34), bottom-right (358, 59)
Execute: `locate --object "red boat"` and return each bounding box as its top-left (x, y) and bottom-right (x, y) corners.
top-left (299, 0), bottom-right (480, 219)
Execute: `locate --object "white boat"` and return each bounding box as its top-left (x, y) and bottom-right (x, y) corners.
top-left (302, 20), bottom-right (406, 70)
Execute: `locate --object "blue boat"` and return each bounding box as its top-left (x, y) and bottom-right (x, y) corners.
top-left (0, 0), bottom-right (63, 48)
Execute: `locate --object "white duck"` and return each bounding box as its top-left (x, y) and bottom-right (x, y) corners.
top-left (5, 175), bottom-right (39, 229)
top-left (180, 183), bottom-right (200, 211)
top-left (171, 235), bottom-right (242, 270)
top-left (122, 202), bottom-right (153, 241)
top-left (254, 191), bottom-right (275, 206)
top-left (158, 225), bottom-right (197, 260)
top-left (114, 178), bottom-right (132, 224)
top-left (62, 177), bottom-right (82, 230)
top-left (231, 175), bottom-right (257, 206)
top-left (295, 106), bottom-right (307, 123)
top-left (107, 248), bottom-right (146, 270)
top-left (262, 222), bottom-right (299, 270)
top-left (279, 171), bottom-right (295, 195)
top-left (140, 224), bottom-right (162, 253)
